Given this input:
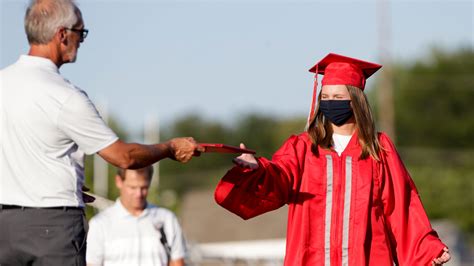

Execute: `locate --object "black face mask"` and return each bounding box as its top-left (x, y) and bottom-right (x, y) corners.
top-left (319, 100), bottom-right (353, 126)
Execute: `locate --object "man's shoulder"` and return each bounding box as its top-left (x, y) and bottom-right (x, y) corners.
top-left (43, 74), bottom-right (83, 96)
top-left (147, 204), bottom-right (175, 214)
top-left (146, 205), bottom-right (178, 221)
top-left (1, 57), bottom-right (26, 73)
top-left (1, 62), bottom-right (16, 73)
top-left (89, 204), bottom-right (119, 225)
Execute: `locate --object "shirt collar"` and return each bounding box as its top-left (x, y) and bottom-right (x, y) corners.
top-left (18, 55), bottom-right (59, 74)
top-left (114, 198), bottom-right (150, 218)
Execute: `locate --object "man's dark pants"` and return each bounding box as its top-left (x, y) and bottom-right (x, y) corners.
top-left (0, 205), bottom-right (87, 266)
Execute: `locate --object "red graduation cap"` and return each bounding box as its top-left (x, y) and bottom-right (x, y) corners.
top-left (306, 53), bottom-right (382, 126)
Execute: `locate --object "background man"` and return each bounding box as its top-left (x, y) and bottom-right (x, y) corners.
top-left (87, 167), bottom-right (186, 266)
top-left (0, 0), bottom-right (202, 265)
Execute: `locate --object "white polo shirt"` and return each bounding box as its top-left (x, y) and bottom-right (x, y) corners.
top-left (0, 55), bottom-right (118, 207)
top-left (86, 199), bottom-right (187, 266)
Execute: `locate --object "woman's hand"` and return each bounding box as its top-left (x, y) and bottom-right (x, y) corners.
top-left (232, 143), bottom-right (259, 170)
top-left (432, 247), bottom-right (450, 265)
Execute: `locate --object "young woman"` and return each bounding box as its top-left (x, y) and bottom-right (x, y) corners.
top-left (214, 53), bottom-right (451, 265)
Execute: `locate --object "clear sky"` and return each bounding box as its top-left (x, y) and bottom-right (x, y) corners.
top-left (1, 0), bottom-right (473, 135)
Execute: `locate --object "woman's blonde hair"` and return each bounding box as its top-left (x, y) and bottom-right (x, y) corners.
top-left (307, 85), bottom-right (380, 160)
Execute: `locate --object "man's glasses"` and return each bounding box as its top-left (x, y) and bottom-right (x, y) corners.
top-left (66, 28), bottom-right (89, 40)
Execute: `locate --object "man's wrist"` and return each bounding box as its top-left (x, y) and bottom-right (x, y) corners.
top-left (163, 140), bottom-right (174, 159)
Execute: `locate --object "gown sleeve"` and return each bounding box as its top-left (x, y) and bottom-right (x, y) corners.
top-left (378, 133), bottom-right (447, 265)
top-left (214, 135), bottom-right (303, 220)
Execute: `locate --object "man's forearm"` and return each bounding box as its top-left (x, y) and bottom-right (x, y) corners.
top-left (122, 142), bottom-right (172, 169)
top-left (98, 137), bottom-right (201, 169)
top-left (98, 140), bottom-right (171, 169)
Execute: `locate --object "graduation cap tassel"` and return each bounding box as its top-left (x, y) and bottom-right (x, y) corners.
top-left (306, 66), bottom-right (319, 130)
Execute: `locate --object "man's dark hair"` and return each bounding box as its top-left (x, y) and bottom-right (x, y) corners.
top-left (116, 166), bottom-right (154, 181)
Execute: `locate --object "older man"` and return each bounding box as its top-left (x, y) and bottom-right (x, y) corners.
top-left (0, 0), bottom-right (202, 265)
top-left (87, 167), bottom-right (186, 266)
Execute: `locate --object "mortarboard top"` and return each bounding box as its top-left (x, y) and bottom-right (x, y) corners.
top-left (305, 53), bottom-right (382, 127)
top-left (308, 53), bottom-right (382, 90)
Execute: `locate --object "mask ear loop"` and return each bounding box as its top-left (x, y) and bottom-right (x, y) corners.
top-left (306, 65), bottom-right (319, 130)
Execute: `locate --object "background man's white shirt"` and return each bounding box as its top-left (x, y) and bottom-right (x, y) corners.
top-left (86, 199), bottom-right (187, 266)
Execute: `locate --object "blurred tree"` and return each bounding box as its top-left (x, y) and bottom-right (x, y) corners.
top-left (393, 47), bottom-right (474, 147)
top-left (159, 114), bottom-right (235, 197)
top-left (374, 47), bottom-right (474, 243)
top-left (234, 113), bottom-right (281, 158)
top-left (400, 147), bottom-right (474, 242)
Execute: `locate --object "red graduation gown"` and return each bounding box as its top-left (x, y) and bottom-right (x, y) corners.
top-left (214, 132), bottom-right (446, 265)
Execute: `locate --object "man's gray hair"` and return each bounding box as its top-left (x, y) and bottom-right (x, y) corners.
top-left (24, 0), bottom-right (81, 44)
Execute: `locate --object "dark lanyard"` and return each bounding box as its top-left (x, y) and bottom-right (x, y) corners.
top-left (159, 226), bottom-right (171, 263)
